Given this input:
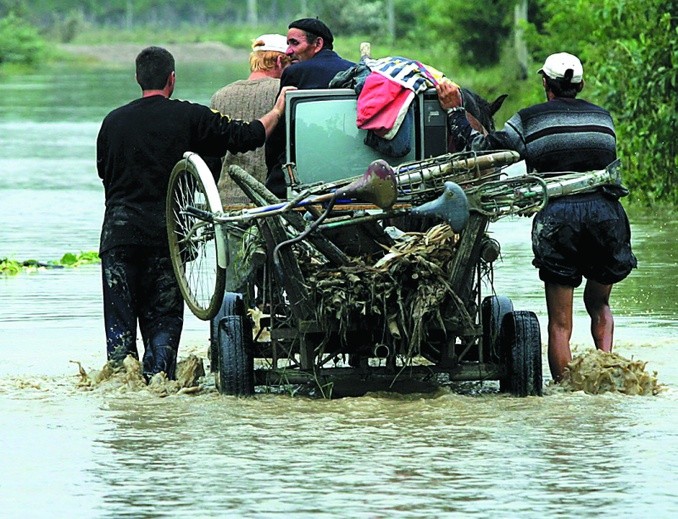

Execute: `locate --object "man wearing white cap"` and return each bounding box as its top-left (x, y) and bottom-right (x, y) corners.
top-left (437, 52), bottom-right (637, 383)
top-left (211, 34), bottom-right (292, 204)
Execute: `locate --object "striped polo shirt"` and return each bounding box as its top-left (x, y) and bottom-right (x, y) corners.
top-left (470, 97), bottom-right (617, 175)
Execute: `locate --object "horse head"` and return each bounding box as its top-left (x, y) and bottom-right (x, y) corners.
top-left (444, 88), bottom-right (507, 152)
top-left (460, 88), bottom-right (508, 134)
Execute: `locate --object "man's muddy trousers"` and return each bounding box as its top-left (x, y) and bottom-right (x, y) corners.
top-left (100, 245), bottom-right (184, 379)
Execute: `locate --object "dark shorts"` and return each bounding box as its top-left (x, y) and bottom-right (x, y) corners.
top-left (531, 192), bottom-right (637, 287)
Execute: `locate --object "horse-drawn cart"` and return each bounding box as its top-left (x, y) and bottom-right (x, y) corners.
top-left (165, 89), bottom-right (623, 398)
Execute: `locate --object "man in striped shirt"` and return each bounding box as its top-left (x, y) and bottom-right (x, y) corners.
top-left (436, 52), bottom-right (636, 383)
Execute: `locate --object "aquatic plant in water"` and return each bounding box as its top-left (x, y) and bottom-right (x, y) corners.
top-left (0, 251), bottom-right (100, 275)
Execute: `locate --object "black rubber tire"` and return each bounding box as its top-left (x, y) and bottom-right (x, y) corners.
top-left (501, 310), bottom-right (543, 397)
top-left (481, 295), bottom-right (513, 362)
top-left (166, 154), bottom-right (226, 320)
top-left (215, 293), bottom-right (254, 396)
top-left (210, 292), bottom-right (246, 373)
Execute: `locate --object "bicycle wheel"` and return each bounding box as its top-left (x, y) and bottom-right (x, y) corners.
top-left (166, 152), bottom-right (226, 320)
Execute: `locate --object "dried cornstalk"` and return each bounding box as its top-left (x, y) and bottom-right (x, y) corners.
top-left (305, 224), bottom-right (463, 358)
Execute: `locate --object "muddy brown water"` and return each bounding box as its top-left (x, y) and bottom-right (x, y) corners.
top-left (1, 62), bottom-right (676, 517)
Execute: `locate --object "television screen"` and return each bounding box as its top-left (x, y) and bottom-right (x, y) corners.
top-left (285, 89), bottom-right (418, 185)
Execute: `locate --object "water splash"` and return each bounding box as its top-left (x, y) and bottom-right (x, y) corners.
top-left (561, 349), bottom-right (661, 395)
top-left (72, 354), bottom-right (207, 397)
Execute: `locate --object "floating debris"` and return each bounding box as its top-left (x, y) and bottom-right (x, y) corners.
top-left (561, 350), bottom-right (661, 395)
top-left (1, 251), bottom-right (100, 276)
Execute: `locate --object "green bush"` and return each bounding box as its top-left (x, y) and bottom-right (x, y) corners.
top-left (592, 6), bottom-right (677, 205)
top-left (0, 13), bottom-right (45, 65)
top-left (416, 0), bottom-right (514, 67)
top-left (525, 0), bottom-right (677, 205)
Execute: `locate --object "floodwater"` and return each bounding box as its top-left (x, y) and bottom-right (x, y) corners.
top-left (1, 61), bottom-right (677, 518)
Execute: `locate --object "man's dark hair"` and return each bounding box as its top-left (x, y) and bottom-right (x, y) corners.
top-left (544, 75), bottom-right (582, 99)
top-left (136, 46), bottom-right (175, 90)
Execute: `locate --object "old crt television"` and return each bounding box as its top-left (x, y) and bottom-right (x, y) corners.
top-left (285, 88), bottom-right (448, 185)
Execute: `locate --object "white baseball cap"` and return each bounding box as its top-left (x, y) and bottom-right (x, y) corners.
top-left (538, 52), bottom-right (583, 83)
top-left (252, 34), bottom-right (288, 54)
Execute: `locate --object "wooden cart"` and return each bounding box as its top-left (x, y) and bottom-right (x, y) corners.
top-left (165, 147), bottom-right (545, 398)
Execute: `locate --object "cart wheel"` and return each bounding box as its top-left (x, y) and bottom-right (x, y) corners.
top-left (215, 293), bottom-right (254, 396)
top-left (209, 291), bottom-right (251, 373)
top-left (500, 310), bottom-right (543, 397)
top-left (481, 295), bottom-right (513, 362)
top-left (166, 153), bottom-right (225, 320)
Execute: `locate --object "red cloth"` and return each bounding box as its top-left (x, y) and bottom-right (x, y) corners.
top-left (356, 72), bottom-right (414, 138)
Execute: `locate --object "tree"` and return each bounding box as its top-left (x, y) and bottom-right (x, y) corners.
top-left (418, 0), bottom-right (515, 67)
top-left (525, 0), bottom-right (677, 204)
top-left (0, 12), bottom-right (45, 64)
top-left (247, 0), bottom-right (257, 25)
top-left (514, 0), bottom-right (528, 79)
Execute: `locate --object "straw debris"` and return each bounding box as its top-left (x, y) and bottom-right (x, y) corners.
top-left (304, 223), bottom-right (467, 357)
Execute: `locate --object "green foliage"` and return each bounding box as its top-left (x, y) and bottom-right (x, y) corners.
top-left (0, 0), bottom-right (28, 18)
top-left (525, 0), bottom-right (677, 205)
top-left (593, 5), bottom-right (677, 205)
top-left (417, 0), bottom-right (514, 67)
top-left (0, 12), bottom-right (45, 65)
top-left (316, 0), bottom-right (386, 35)
top-left (0, 251), bottom-right (100, 276)
top-left (3, 0), bottom-right (674, 203)
top-left (58, 9), bottom-right (88, 43)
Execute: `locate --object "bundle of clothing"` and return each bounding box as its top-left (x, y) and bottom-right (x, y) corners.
top-left (330, 56), bottom-right (449, 157)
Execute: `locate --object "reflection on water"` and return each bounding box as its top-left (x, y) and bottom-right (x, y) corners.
top-left (0, 62), bottom-right (677, 518)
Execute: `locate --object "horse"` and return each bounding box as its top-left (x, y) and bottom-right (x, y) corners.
top-left (440, 88), bottom-right (507, 154)
top-left (393, 87), bottom-right (508, 232)
top-left (461, 88), bottom-right (508, 135)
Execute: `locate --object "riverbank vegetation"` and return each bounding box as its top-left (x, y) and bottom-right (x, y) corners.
top-left (1, 0), bottom-right (675, 204)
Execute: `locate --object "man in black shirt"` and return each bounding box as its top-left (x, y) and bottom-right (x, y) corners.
top-left (437, 52), bottom-right (636, 383)
top-left (96, 46), bottom-right (290, 380)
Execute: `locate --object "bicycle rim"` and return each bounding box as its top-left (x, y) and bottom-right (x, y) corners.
top-left (167, 158), bottom-right (225, 320)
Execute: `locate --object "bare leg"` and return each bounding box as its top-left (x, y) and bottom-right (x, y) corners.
top-left (545, 282), bottom-right (574, 382)
top-left (584, 279), bottom-right (614, 352)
